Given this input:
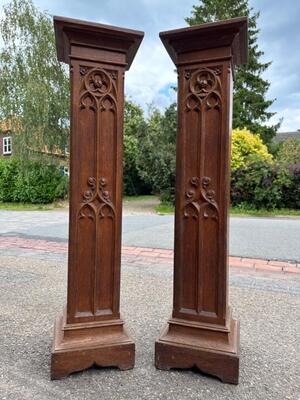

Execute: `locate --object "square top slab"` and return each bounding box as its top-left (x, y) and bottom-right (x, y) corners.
top-left (54, 16), bottom-right (144, 70)
top-left (160, 17), bottom-right (248, 66)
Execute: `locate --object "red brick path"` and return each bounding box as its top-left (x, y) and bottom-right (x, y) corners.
top-left (0, 236), bottom-right (299, 274)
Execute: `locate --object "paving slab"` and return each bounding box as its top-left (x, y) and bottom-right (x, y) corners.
top-left (0, 254), bottom-right (299, 400)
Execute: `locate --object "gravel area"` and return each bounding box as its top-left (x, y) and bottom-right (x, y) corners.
top-left (0, 255), bottom-right (299, 400)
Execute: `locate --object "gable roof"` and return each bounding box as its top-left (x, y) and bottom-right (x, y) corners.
top-left (273, 131), bottom-right (300, 142)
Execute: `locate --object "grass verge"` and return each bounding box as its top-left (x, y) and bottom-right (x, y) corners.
top-left (123, 195), bottom-right (156, 202)
top-left (156, 203), bottom-right (300, 217)
top-left (230, 206), bottom-right (300, 217)
top-left (0, 200), bottom-right (68, 211)
top-left (155, 203), bottom-right (175, 214)
top-left (1, 196), bottom-right (300, 218)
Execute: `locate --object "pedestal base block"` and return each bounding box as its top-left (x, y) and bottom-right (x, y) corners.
top-left (51, 315), bottom-right (135, 380)
top-left (155, 318), bottom-right (240, 384)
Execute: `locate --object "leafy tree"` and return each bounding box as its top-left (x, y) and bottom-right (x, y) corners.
top-left (136, 103), bottom-right (177, 203)
top-left (275, 138), bottom-right (300, 167)
top-left (124, 99), bottom-right (145, 138)
top-left (123, 100), bottom-right (151, 195)
top-left (186, 0), bottom-right (280, 143)
top-left (0, 0), bottom-right (69, 161)
top-left (136, 106), bottom-right (164, 188)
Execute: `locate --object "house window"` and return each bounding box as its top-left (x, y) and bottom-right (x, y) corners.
top-left (63, 166), bottom-right (69, 176)
top-left (3, 136), bottom-right (12, 155)
top-left (59, 165), bottom-right (69, 176)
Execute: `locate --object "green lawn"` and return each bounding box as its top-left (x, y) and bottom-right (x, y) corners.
top-left (123, 195), bottom-right (157, 202)
top-left (1, 196), bottom-right (300, 218)
top-left (155, 203), bottom-right (175, 214)
top-left (156, 202), bottom-right (300, 217)
top-left (230, 206), bottom-right (300, 218)
top-left (0, 200), bottom-right (67, 211)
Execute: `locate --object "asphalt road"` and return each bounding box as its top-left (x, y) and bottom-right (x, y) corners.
top-left (0, 210), bottom-right (300, 262)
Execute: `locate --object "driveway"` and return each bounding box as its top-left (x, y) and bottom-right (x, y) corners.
top-left (0, 254), bottom-right (299, 399)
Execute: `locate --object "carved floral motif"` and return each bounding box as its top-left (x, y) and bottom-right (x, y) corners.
top-left (79, 67), bottom-right (87, 76)
top-left (79, 67), bottom-right (117, 111)
top-left (183, 176), bottom-right (219, 221)
top-left (78, 177), bottom-right (115, 221)
top-left (185, 67), bottom-right (222, 112)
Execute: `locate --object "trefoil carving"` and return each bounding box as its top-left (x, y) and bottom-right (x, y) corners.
top-left (185, 67), bottom-right (222, 112)
top-left (184, 176), bottom-right (219, 221)
top-left (79, 67), bottom-right (118, 112)
top-left (78, 177), bottom-right (115, 221)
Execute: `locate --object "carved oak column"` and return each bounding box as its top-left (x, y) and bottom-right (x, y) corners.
top-left (51, 16), bottom-right (143, 379)
top-left (155, 18), bottom-right (248, 384)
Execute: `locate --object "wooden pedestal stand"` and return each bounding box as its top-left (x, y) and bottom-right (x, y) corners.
top-left (51, 17), bottom-right (143, 380)
top-left (155, 18), bottom-right (248, 384)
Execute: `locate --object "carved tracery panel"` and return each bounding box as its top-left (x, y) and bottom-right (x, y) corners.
top-left (73, 66), bottom-right (119, 318)
top-left (185, 67), bottom-right (222, 112)
top-left (79, 67), bottom-right (118, 112)
top-left (177, 66), bottom-right (223, 317)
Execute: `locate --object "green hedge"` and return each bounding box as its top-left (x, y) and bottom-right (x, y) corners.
top-left (0, 157), bottom-right (68, 204)
top-left (231, 161), bottom-right (300, 210)
top-left (281, 164), bottom-right (300, 209)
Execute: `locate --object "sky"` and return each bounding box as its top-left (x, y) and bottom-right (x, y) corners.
top-left (0, 0), bottom-right (299, 132)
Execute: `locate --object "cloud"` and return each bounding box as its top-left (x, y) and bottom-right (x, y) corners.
top-left (33, 0), bottom-right (194, 113)
top-left (0, 0), bottom-right (299, 130)
top-left (125, 39), bottom-right (177, 113)
top-left (250, 0), bottom-right (300, 131)
top-left (269, 108), bottom-right (300, 132)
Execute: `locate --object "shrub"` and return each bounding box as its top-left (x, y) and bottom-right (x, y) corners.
top-left (231, 161), bottom-right (285, 209)
top-left (281, 164), bottom-right (300, 209)
top-left (0, 157), bottom-right (68, 203)
top-left (0, 157), bottom-right (19, 202)
top-left (121, 100), bottom-right (298, 211)
top-left (275, 138), bottom-right (300, 166)
top-left (231, 128), bottom-right (273, 171)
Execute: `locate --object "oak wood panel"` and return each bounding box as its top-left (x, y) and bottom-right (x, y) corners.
top-left (51, 16), bottom-right (143, 380)
top-left (156, 17), bottom-right (248, 385)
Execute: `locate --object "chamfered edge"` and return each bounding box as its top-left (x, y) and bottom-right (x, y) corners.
top-left (159, 17), bottom-right (248, 66)
top-left (53, 15), bottom-right (144, 70)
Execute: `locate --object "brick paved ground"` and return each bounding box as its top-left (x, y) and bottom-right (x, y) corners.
top-left (1, 210), bottom-right (300, 262)
top-left (0, 236), bottom-right (299, 275)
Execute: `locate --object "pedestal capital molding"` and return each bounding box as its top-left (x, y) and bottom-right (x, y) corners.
top-left (159, 17), bottom-right (247, 67)
top-left (54, 16), bottom-right (144, 68)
